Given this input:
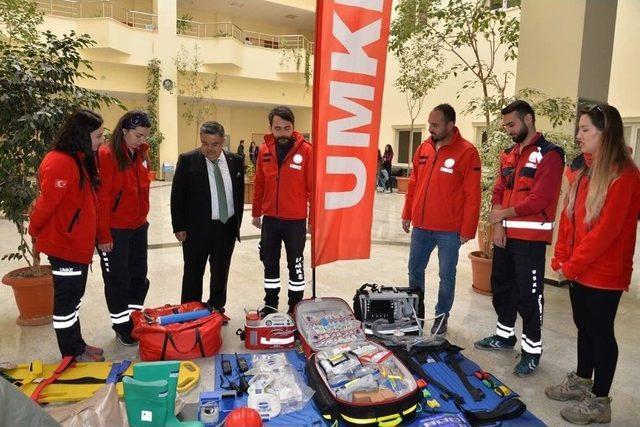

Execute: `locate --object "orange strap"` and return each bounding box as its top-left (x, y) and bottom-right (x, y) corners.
top-left (30, 356), bottom-right (75, 402)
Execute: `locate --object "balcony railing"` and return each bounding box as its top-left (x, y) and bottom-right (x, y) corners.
top-left (177, 20), bottom-right (315, 51)
top-left (36, 0), bottom-right (157, 31)
top-left (36, 0), bottom-right (79, 17)
top-left (176, 20), bottom-right (244, 41)
top-left (124, 10), bottom-right (157, 31)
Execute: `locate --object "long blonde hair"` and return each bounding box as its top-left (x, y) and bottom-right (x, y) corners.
top-left (566, 104), bottom-right (633, 224)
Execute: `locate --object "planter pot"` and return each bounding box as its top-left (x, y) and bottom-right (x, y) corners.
top-left (2, 266), bottom-right (53, 326)
top-left (469, 251), bottom-right (492, 296)
top-left (396, 176), bottom-right (410, 194)
top-left (148, 170), bottom-right (157, 181)
top-left (244, 178), bottom-right (254, 204)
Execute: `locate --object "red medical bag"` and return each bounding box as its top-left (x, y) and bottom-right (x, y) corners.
top-left (131, 302), bottom-right (227, 361)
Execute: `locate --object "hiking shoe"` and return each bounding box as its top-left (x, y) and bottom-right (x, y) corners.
top-left (431, 314), bottom-right (448, 335)
top-left (513, 352), bottom-right (540, 377)
top-left (75, 351), bottom-right (105, 362)
top-left (84, 344), bottom-right (104, 355)
top-left (116, 332), bottom-right (138, 346)
top-left (560, 392), bottom-right (611, 425)
top-left (474, 334), bottom-right (516, 351)
top-left (545, 371), bottom-right (593, 401)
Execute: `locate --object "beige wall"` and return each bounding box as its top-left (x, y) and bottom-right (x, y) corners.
top-left (80, 62), bottom-right (147, 94)
top-left (516, 0), bottom-right (586, 100)
top-left (265, 0), bottom-right (315, 12)
top-left (608, 0), bottom-right (640, 118)
top-left (577, 0), bottom-right (617, 103)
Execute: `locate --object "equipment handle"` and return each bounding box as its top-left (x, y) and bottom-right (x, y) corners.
top-left (158, 309), bottom-right (210, 325)
top-left (161, 329), bottom-right (206, 359)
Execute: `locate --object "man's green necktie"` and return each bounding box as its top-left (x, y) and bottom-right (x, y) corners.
top-left (212, 158), bottom-right (229, 223)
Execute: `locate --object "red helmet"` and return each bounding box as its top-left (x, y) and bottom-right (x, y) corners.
top-left (225, 407), bottom-right (263, 427)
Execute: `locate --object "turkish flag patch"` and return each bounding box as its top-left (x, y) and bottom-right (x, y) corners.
top-left (55, 179), bottom-right (68, 189)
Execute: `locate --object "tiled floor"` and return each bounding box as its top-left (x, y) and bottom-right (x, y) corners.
top-left (1, 183), bottom-right (639, 426)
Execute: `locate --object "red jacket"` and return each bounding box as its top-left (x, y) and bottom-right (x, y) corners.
top-left (28, 151), bottom-right (97, 264)
top-left (552, 164), bottom-right (640, 291)
top-left (252, 132), bottom-right (312, 220)
top-left (492, 133), bottom-right (564, 243)
top-left (402, 128), bottom-right (481, 239)
top-left (96, 143), bottom-right (151, 244)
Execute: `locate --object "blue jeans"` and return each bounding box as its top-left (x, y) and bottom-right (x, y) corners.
top-left (408, 228), bottom-right (461, 316)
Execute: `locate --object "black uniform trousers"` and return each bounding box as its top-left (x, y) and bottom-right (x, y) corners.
top-left (50, 256), bottom-right (89, 357)
top-left (180, 215), bottom-right (237, 309)
top-left (98, 222), bottom-right (149, 337)
top-left (260, 216), bottom-right (306, 312)
top-left (570, 281), bottom-right (623, 397)
top-left (491, 238), bottom-right (546, 357)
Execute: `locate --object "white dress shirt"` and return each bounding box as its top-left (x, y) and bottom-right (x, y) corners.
top-left (205, 153), bottom-right (235, 220)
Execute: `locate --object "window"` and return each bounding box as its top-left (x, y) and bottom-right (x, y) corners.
top-left (489, 0), bottom-right (521, 10)
top-left (622, 121), bottom-right (640, 166)
top-left (397, 130), bottom-right (423, 164)
top-left (474, 125), bottom-right (488, 146)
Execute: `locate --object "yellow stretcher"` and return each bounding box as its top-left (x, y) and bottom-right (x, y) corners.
top-left (1, 359), bottom-right (200, 403)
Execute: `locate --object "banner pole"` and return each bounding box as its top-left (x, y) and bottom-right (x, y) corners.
top-left (312, 267), bottom-right (317, 299)
top-left (310, 0), bottom-right (322, 299)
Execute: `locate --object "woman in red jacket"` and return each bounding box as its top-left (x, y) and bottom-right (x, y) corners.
top-left (28, 110), bottom-right (106, 361)
top-left (96, 110), bottom-right (151, 345)
top-left (546, 104), bottom-right (640, 425)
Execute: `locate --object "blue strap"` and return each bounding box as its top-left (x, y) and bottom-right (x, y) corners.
top-left (106, 360), bottom-right (132, 384)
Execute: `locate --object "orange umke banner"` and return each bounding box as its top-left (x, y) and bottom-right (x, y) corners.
top-left (311, 0), bottom-right (393, 267)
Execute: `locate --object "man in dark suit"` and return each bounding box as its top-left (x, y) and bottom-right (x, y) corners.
top-left (171, 121), bottom-right (244, 312)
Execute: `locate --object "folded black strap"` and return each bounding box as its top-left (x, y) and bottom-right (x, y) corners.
top-left (393, 349), bottom-right (465, 405)
top-left (464, 398), bottom-right (527, 426)
top-left (445, 351), bottom-right (485, 402)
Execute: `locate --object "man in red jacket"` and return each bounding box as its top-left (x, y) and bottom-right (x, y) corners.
top-left (402, 104), bottom-right (481, 335)
top-left (252, 106), bottom-right (312, 316)
top-left (475, 100), bottom-right (564, 377)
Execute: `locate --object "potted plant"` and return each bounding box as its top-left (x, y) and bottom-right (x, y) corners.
top-left (244, 162), bottom-right (255, 204)
top-left (469, 125), bottom-right (512, 294)
top-left (0, 2), bottom-right (122, 325)
top-left (395, 169), bottom-right (410, 194)
top-left (146, 58), bottom-right (163, 180)
top-left (146, 132), bottom-right (163, 181)
top-left (176, 13), bottom-right (193, 35)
